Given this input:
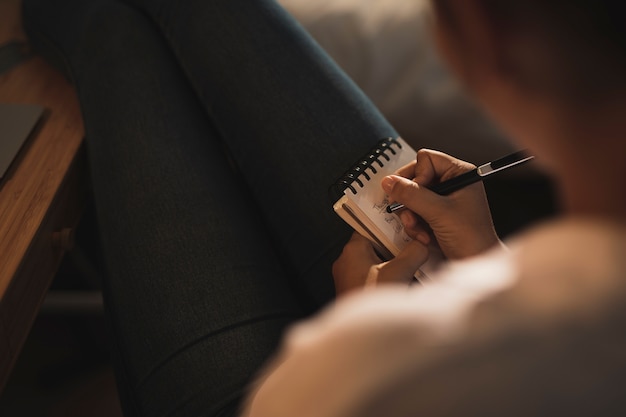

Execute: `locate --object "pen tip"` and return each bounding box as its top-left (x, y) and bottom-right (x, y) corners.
top-left (386, 203), bottom-right (403, 213)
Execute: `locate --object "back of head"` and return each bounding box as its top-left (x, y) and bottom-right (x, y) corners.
top-left (480, 0), bottom-right (626, 102)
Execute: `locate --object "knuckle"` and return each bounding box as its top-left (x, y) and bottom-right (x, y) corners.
top-left (416, 148), bottom-right (432, 157)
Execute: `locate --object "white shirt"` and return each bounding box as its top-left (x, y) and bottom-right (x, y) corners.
top-left (241, 218), bottom-right (626, 417)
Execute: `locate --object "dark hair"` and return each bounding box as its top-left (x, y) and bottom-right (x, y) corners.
top-left (440, 0), bottom-right (626, 101)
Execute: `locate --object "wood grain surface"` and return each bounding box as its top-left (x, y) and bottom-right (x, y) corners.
top-left (0, 0), bottom-right (87, 392)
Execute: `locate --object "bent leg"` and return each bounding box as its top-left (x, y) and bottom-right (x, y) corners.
top-left (22, 0), bottom-right (399, 415)
top-left (23, 1), bottom-right (304, 416)
top-left (123, 0), bottom-right (399, 306)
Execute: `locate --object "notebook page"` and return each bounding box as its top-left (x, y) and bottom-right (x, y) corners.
top-left (343, 138), bottom-right (416, 255)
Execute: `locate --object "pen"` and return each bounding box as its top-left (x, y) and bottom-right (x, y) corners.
top-left (386, 150), bottom-right (534, 213)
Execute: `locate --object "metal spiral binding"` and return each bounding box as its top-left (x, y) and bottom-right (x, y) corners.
top-left (333, 137), bottom-right (403, 196)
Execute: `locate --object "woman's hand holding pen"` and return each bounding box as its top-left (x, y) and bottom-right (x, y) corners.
top-left (332, 149), bottom-right (502, 296)
top-left (382, 149), bottom-right (501, 260)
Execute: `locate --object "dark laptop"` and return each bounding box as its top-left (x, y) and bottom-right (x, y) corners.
top-left (0, 103), bottom-right (44, 180)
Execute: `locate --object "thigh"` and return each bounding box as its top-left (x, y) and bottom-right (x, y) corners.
top-left (123, 0), bottom-right (399, 306)
top-left (23, 1), bottom-right (303, 416)
top-left (23, 0), bottom-right (399, 415)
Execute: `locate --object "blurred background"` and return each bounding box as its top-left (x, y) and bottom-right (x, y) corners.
top-left (0, 0), bottom-right (558, 415)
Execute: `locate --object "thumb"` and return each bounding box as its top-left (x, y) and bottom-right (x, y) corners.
top-left (373, 240), bottom-right (429, 285)
top-left (381, 175), bottom-right (443, 223)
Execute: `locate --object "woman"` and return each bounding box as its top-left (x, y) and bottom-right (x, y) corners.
top-left (246, 1), bottom-right (626, 416)
top-left (23, 0), bottom-right (626, 416)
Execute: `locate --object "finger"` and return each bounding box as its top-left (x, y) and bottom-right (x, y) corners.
top-left (414, 149), bottom-right (475, 185)
top-left (345, 232), bottom-right (382, 264)
top-left (398, 210), bottom-right (431, 245)
top-left (395, 160), bottom-right (417, 179)
top-left (393, 150), bottom-right (475, 190)
top-left (333, 232), bottom-right (384, 294)
top-left (374, 240), bottom-right (429, 285)
top-left (382, 174), bottom-right (445, 223)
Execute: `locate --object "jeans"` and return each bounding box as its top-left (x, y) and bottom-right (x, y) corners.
top-left (22, 0), bottom-right (398, 415)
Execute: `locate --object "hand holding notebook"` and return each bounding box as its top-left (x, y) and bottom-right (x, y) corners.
top-left (331, 137), bottom-right (533, 282)
top-left (332, 138), bottom-right (417, 258)
top-left (331, 137), bottom-right (441, 281)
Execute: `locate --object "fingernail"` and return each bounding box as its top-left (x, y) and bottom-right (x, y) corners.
top-left (381, 176), bottom-right (396, 194)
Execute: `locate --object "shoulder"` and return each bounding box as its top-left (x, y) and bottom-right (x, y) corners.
top-left (496, 218), bottom-right (626, 319)
top-left (243, 219), bottom-right (626, 417)
top-left (243, 248), bottom-right (518, 416)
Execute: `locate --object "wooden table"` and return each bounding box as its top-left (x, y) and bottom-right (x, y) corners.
top-left (0, 0), bottom-right (87, 392)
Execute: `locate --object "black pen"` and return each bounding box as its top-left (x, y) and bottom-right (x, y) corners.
top-left (386, 150), bottom-right (534, 213)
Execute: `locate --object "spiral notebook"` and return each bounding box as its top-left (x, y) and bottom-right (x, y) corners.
top-left (331, 137), bottom-right (439, 281)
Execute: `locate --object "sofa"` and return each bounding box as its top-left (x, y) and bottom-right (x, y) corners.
top-left (280, 0), bottom-right (517, 165)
